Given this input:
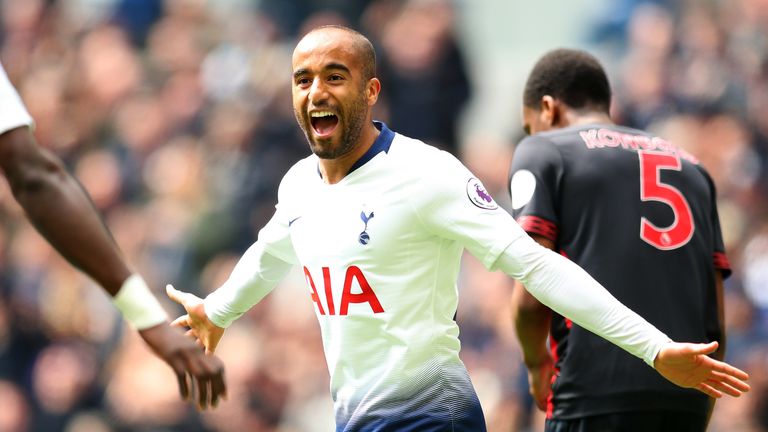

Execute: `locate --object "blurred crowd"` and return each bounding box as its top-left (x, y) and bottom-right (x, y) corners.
top-left (0, 0), bottom-right (764, 431)
top-left (590, 1), bottom-right (768, 429)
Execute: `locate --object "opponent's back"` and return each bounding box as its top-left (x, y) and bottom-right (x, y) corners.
top-left (509, 124), bottom-right (730, 418)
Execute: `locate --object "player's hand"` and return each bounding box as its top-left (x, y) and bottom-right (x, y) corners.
top-left (166, 284), bottom-right (225, 355)
top-left (654, 341), bottom-right (750, 398)
top-left (138, 322), bottom-right (226, 410)
top-left (526, 356), bottom-right (555, 411)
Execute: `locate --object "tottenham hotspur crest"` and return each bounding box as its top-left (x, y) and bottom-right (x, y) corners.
top-left (359, 210), bottom-right (374, 245)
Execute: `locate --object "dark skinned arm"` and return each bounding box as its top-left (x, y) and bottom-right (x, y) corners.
top-left (712, 272), bottom-right (726, 362)
top-left (0, 126), bottom-right (226, 408)
top-left (0, 127), bottom-right (131, 294)
top-left (511, 233), bottom-right (556, 411)
top-left (706, 271), bottom-right (726, 425)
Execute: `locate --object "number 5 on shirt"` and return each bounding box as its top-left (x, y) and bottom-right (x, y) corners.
top-left (638, 150), bottom-right (695, 250)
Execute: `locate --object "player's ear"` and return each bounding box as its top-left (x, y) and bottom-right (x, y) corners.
top-left (540, 95), bottom-right (558, 127)
top-left (366, 78), bottom-right (381, 106)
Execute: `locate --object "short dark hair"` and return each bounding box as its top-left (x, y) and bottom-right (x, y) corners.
top-left (523, 49), bottom-right (611, 112)
top-left (308, 25), bottom-right (377, 81)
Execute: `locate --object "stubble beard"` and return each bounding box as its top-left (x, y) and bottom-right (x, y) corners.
top-left (298, 94), bottom-right (369, 160)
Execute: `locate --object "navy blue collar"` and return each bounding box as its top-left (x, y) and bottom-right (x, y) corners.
top-left (348, 121), bottom-right (394, 174)
top-left (317, 121), bottom-right (395, 179)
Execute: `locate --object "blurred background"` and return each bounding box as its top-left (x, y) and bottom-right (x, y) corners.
top-left (0, 0), bottom-right (766, 430)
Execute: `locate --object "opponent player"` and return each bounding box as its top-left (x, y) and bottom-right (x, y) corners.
top-left (0, 62), bottom-right (225, 409)
top-left (167, 26), bottom-right (749, 431)
top-left (509, 49), bottom-right (730, 431)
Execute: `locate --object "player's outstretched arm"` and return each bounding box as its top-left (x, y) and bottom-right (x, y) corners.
top-left (498, 234), bottom-right (750, 397)
top-left (655, 341), bottom-right (750, 398)
top-left (167, 285), bottom-right (226, 355)
top-left (0, 127), bottom-right (227, 409)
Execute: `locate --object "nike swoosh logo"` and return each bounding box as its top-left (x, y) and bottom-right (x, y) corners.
top-left (288, 216), bottom-right (302, 227)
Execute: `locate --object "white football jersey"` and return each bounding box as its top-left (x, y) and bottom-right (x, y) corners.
top-left (0, 63), bottom-right (33, 135)
top-left (211, 122), bottom-right (525, 430)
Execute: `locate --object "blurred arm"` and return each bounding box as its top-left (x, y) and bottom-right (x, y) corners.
top-left (0, 126), bottom-right (132, 294)
top-left (0, 119), bottom-right (228, 408)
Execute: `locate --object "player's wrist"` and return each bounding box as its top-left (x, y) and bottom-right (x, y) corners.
top-left (113, 274), bottom-right (169, 330)
top-left (202, 297), bottom-right (234, 329)
top-left (651, 340), bottom-right (674, 369)
top-left (523, 349), bottom-right (552, 370)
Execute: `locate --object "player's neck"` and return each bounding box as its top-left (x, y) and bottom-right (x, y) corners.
top-left (319, 123), bottom-right (381, 184)
top-left (563, 111), bottom-right (613, 128)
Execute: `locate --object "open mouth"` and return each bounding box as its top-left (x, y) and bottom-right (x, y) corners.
top-left (310, 111), bottom-right (339, 137)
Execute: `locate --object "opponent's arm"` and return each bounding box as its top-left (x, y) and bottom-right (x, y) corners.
top-left (511, 234), bottom-right (555, 411)
top-left (713, 271), bottom-right (726, 362)
top-left (705, 271), bottom-right (727, 425)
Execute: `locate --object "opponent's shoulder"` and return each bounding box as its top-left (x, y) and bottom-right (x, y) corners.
top-left (518, 132), bottom-right (560, 148)
top-left (512, 132), bottom-right (565, 173)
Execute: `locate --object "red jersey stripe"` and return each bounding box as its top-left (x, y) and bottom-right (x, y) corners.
top-left (517, 215), bottom-right (559, 242)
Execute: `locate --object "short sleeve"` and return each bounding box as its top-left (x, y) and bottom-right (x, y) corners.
top-left (703, 169), bottom-right (731, 278)
top-left (508, 135), bottom-right (564, 242)
top-left (0, 63), bottom-right (33, 135)
top-left (411, 150), bottom-right (527, 270)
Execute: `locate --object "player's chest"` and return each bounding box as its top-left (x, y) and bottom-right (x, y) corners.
top-left (283, 183), bottom-right (420, 264)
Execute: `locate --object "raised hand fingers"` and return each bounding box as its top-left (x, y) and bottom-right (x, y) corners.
top-left (168, 357), bottom-right (191, 401)
top-left (171, 315), bottom-right (190, 328)
top-left (711, 360), bottom-right (750, 381)
top-left (191, 356), bottom-right (226, 409)
top-left (198, 370), bottom-right (209, 410)
top-left (690, 341), bottom-right (719, 356)
top-left (166, 284), bottom-right (202, 310)
top-left (210, 366), bottom-right (227, 407)
top-left (696, 382), bottom-right (723, 399)
top-left (173, 344), bottom-right (226, 410)
top-left (706, 378), bottom-right (745, 398)
top-left (184, 329), bottom-right (206, 350)
top-left (710, 370), bottom-right (751, 393)
top-left (166, 284), bottom-right (187, 305)
top-left (700, 357), bottom-right (751, 388)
